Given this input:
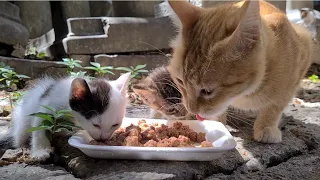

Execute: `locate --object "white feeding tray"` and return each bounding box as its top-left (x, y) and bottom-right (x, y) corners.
top-left (68, 118), bottom-right (237, 161)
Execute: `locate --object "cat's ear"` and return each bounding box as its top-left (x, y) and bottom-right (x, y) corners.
top-left (230, 0), bottom-right (261, 52)
top-left (70, 78), bottom-right (92, 100)
top-left (132, 84), bottom-right (156, 104)
top-left (115, 72), bottom-right (131, 96)
top-left (168, 0), bottom-right (202, 29)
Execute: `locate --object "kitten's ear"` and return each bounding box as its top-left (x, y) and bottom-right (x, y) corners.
top-left (132, 87), bottom-right (156, 104)
top-left (115, 72), bottom-right (131, 96)
top-left (168, 0), bottom-right (202, 29)
top-left (230, 0), bottom-right (260, 52)
top-left (70, 78), bottom-right (92, 100)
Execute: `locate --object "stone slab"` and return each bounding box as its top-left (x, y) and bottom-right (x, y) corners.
top-left (0, 2), bottom-right (20, 22)
top-left (15, 2), bottom-right (53, 39)
top-left (67, 17), bottom-right (104, 36)
top-left (0, 56), bottom-right (67, 79)
top-left (89, 1), bottom-right (113, 17)
top-left (112, 1), bottom-right (159, 17)
top-left (94, 54), bottom-right (169, 79)
top-left (0, 2), bottom-right (29, 47)
top-left (63, 17), bottom-right (176, 54)
top-left (0, 163), bottom-right (80, 180)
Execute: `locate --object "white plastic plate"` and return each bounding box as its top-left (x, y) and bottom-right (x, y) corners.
top-left (68, 118), bottom-right (237, 161)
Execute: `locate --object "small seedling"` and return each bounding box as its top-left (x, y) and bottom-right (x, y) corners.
top-left (27, 106), bottom-right (81, 141)
top-left (84, 62), bottom-right (114, 77)
top-left (308, 74), bottom-right (319, 82)
top-left (58, 58), bottom-right (83, 73)
top-left (25, 47), bottom-right (46, 60)
top-left (9, 91), bottom-right (23, 103)
top-left (70, 71), bottom-right (87, 78)
top-left (115, 64), bottom-right (148, 79)
top-left (0, 66), bottom-right (30, 90)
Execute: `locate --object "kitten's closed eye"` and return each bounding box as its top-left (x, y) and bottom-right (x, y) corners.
top-left (112, 123), bottom-right (119, 127)
top-left (200, 89), bottom-right (215, 97)
top-left (176, 78), bottom-right (183, 85)
top-left (93, 124), bottom-right (100, 129)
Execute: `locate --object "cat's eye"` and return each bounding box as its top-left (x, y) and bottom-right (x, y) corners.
top-left (112, 123), bottom-right (119, 127)
top-left (93, 124), bottom-right (100, 128)
top-left (168, 108), bottom-right (175, 113)
top-left (176, 78), bottom-right (183, 85)
top-left (200, 89), bottom-right (214, 96)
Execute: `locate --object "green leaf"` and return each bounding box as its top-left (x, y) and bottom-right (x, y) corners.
top-left (26, 126), bottom-right (49, 133)
top-left (90, 62), bottom-right (101, 68)
top-left (56, 109), bottom-right (72, 114)
top-left (0, 78), bottom-right (6, 82)
top-left (135, 64), bottom-right (147, 70)
top-left (29, 112), bottom-right (53, 121)
top-left (2, 73), bottom-right (9, 78)
top-left (74, 63), bottom-right (83, 68)
top-left (114, 67), bottom-right (132, 72)
top-left (6, 80), bottom-right (12, 87)
top-left (54, 113), bottom-right (73, 120)
top-left (40, 105), bottom-right (56, 113)
top-left (54, 127), bottom-right (71, 133)
top-left (45, 130), bottom-right (52, 141)
top-left (100, 66), bottom-right (113, 70)
top-left (136, 69), bottom-right (149, 73)
top-left (102, 70), bottom-right (115, 75)
top-left (37, 52), bottom-right (46, 58)
top-left (84, 67), bottom-right (98, 70)
top-left (16, 74), bottom-right (30, 79)
top-left (73, 60), bottom-right (82, 63)
top-left (62, 58), bottom-right (71, 62)
top-left (39, 119), bottom-right (54, 127)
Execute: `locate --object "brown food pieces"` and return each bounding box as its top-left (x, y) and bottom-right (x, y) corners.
top-left (89, 120), bottom-right (213, 148)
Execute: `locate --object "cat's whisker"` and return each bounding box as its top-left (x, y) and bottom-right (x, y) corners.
top-left (227, 113), bottom-right (254, 127)
top-left (138, 41), bottom-right (170, 61)
top-left (226, 119), bottom-right (250, 138)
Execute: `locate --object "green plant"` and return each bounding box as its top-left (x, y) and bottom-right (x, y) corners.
top-left (58, 58), bottom-right (83, 73)
top-left (70, 71), bottom-right (87, 78)
top-left (308, 74), bottom-right (319, 82)
top-left (84, 62), bottom-right (114, 77)
top-left (0, 66), bottom-right (30, 89)
top-left (25, 47), bottom-right (46, 59)
top-left (27, 106), bottom-right (81, 141)
top-left (115, 64), bottom-right (148, 79)
top-left (9, 91), bottom-right (23, 102)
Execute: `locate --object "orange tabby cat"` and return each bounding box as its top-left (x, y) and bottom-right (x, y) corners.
top-left (168, 0), bottom-right (313, 143)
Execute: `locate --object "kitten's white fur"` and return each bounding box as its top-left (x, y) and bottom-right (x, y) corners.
top-left (11, 73), bottom-right (131, 161)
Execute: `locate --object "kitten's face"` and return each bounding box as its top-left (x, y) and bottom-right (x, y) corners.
top-left (168, 1), bottom-right (264, 119)
top-left (69, 73), bottom-right (131, 141)
top-left (132, 70), bottom-right (189, 119)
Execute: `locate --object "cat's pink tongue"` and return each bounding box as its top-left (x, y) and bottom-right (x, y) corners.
top-left (196, 114), bottom-right (205, 121)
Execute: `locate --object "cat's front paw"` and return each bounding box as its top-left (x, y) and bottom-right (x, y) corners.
top-left (31, 149), bottom-right (52, 162)
top-left (254, 126), bottom-right (282, 143)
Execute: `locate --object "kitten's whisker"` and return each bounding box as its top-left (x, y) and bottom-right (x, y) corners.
top-left (138, 41), bottom-right (170, 61)
top-left (226, 119), bottom-right (249, 138)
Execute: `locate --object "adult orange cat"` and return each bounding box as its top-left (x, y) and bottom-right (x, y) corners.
top-left (168, 0), bottom-right (313, 143)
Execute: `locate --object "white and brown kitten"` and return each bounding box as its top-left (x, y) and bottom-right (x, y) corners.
top-left (132, 67), bottom-right (195, 120)
top-left (168, 0), bottom-right (313, 143)
top-left (10, 73), bottom-right (131, 161)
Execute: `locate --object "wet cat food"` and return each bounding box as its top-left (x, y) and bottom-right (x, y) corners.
top-left (89, 120), bottom-right (213, 147)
